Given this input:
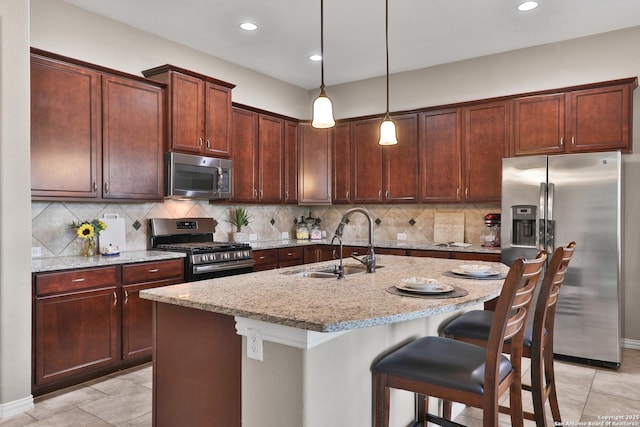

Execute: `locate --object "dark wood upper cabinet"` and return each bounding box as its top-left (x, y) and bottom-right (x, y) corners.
top-left (462, 101), bottom-right (509, 202)
top-left (283, 120), bottom-right (299, 204)
top-left (383, 114), bottom-right (419, 203)
top-left (298, 123), bottom-right (332, 205)
top-left (512, 78), bottom-right (636, 156)
top-left (31, 49), bottom-right (165, 201)
top-left (142, 64), bottom-right (235, 157)
top-left (257, 114), bottom-right (284, 203)
top-left (419, 109), bottom-right (462, 202)
top-left (351, 118), bottom-right (384, 203)
top-left (31, 54), bottom-right (101, 199)
top-left (231, 107), bottom-right (259, 202)
top-left (332, 122), bottom-right (351, 204)
top-left (102, 75), bottom-right (164, 200)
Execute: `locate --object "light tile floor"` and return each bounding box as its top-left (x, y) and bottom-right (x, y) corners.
top-left (1, 349), bottom-right (639, 426)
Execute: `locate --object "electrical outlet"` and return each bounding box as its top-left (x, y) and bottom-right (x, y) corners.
top-left (249, 234), bottom-right (258, 241)
top-left (31, 247), bottom-right (42, 258)
top-left (247, 328), bottom-right (263, 361)
top-left (282, 231), bottom-right (289, 239)
top-left (397, 233), bottom-right (407, 240)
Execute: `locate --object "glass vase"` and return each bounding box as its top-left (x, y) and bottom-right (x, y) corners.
top-left (82, 237), bottom-right (96, 257)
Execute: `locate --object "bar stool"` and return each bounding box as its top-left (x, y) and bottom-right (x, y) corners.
top-left (372, 252), bottom-right (546, 427)
top-left (443, 242), bottom-right (576, 426)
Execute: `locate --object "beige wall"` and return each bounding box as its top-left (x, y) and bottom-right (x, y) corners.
top-left (0, 0), bottom-right (34, 415)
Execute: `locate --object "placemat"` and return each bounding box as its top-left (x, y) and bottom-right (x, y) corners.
top-left (442, 271), bottom-right (507, 280)
top-left (386, 285), bottom-right (468, 299)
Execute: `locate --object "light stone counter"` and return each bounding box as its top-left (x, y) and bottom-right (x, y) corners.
top-left (141, 255), bottom-right (507, 333)
top-left (31, 250), bottom-right (185, 273)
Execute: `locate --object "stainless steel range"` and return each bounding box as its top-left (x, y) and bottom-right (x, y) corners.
top-left (149, 217), bottom-right (254, 282)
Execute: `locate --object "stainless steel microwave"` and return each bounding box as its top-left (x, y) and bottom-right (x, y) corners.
top-left (165, 152), bottom-right (232, 199)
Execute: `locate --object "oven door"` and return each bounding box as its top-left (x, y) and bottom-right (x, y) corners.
top-left (188, 259), bottom-right (255, 282)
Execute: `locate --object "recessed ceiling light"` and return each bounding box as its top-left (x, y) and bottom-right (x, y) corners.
top-left (309, 54), bottom-right (322, 62)
top-left (517, 1), bottom-right (539, 11)
top-left (240, 22), bottom-right (258, 31)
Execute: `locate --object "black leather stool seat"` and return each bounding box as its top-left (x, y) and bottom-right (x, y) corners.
top-left (444, 310), bottom-right (541, 348)
top-left (373, 336), bottom-right (512, 395)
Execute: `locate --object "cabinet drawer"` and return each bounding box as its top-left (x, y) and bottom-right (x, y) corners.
top-left (122, 259), bottom-right (184, 284)
top-left (453, 252), bottom-right (501, 262)
top-left (35, 266), bottom-right (118, 296)
top-left (278, 247), bottom-right (304, 263)
top-left (253, 249), bottom-right (278, 270)
top-left (407, 250), bottom-right (451, 259)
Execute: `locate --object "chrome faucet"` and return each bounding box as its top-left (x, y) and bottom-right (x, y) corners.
top-left (331, 207), bottom-right (376, 279)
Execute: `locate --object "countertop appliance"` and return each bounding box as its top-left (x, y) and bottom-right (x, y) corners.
top-left (149, 217), bottom-right (254, 282)
top-left (502, 151), bottom-right (622, 367)
top-left (165, 152), bottom-right (232, 199)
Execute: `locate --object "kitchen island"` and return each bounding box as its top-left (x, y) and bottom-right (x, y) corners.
top-left (141, 255), bottom-right (508, 427)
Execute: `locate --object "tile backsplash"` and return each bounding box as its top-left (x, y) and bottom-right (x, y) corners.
top-left (31, 200), bottom-right (500, 257)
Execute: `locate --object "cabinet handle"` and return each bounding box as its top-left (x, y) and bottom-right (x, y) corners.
top-left (560, 137), bottom-right (564, 147)
top-left (254, 189), bottom-right (258, 198)
top-left (456, 188), bottom-right (460, 198)
top-left (287, 252), bottom-right (293, 256)
top-left (149, 268), bottom-right (159, 273)
top-left (378, 190), bottom-right (382, 198)
top-left (71, 277), bottom-right (86, 282)
top-left (259, 256), bottom-right (266, 260)
top-left (124, 290), bottom-right (129, 305)
top-left (206, 139), bottom-right (211, 149)
top-left (199, 137), bottom-right (203, 147)
top-left (260, 189), bottom-right (263, 199)
top-left (93, 181), bottom-right (98, 192)
top-left (465, 188), bottom-right (469, 198)
top-left (104, 182), bottom-right (109, 194)
top-left (285, 191), bottom-right (289, 199)
top-left (113, 291), bottom-right (117, 307)
top-left (346, 191), bottom-right (349, 199)
top-left (385, 190), bottom-right (389, 199)
top-left (571, 136), bottom-right (575, 146)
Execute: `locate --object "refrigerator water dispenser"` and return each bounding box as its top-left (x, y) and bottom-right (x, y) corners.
top-left (511, 205), bottom-right (536, 247)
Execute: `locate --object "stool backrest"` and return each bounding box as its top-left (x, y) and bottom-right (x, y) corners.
top-left (485, 252), bottom-right (546, 391)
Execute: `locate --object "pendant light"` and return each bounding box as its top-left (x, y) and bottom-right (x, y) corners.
top-left (378, 0), bottom-right (398, 145)
top-left (311, 0), bottom-right (335, 128)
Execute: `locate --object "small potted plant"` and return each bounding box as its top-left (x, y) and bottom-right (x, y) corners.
top-left (71, 219), bottom-right (107, 257)
top-left (228, 207), bottom-right (251, 242)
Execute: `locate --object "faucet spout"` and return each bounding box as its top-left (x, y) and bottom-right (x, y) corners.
top-left (332, 207), bottom-right (376, 274)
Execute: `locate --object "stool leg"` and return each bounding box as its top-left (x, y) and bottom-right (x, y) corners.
top-left (530, 345), bottom-right (548, 427)
top-left (544, 345), bottom-right (561, 424)
top-left (374, 374), bottom-right (390, 427)
top-left (509, 377), bottom-right (525, 427)
top-left (442, 399), bottom-right (452, 420)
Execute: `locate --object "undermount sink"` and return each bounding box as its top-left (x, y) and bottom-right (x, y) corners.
top-left (282, 264), bottom-right (383, 279)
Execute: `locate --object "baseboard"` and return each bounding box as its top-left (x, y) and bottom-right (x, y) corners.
top-left (0, 395), bottom-right (34, 419)
top-left (623, 338), bottom-right (640, 350)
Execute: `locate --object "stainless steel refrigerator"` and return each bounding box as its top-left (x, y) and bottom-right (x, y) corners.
top-left (501, 151), bottom-right (622, 367)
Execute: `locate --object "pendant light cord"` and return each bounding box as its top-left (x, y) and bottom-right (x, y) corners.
top-left (385, 0), bottom-right (390, 115)
top-left (320, 0), bottom-right (326, 91)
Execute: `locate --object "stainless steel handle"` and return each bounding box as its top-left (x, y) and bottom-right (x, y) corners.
top-left (560, 137), bottom-right (564, 147)
top-left (346, 191), bottom-right (349, 199)
top-left (104, 182), bottom-right (109, 194)
top-left (287, 252), bottom-right (294, 256)
top-left (259, 189), bottom-right (263, 199)
top-left (113, 291), bottom-right (117, 307)
top-left (385, 190), bottom-right (389, 199)
top-left (124, 290), bottom-right (129, 305)
top-left (539, 182), bottom-right (547, 252)
top-left (206, 139), bottom-right (211, 149)
top-left (199, 137), bottom-right (203, 147)
top-left (378, 190), bottom-right (382, 198)
top-left (149, 268), bottom-right (159, 273)
top-left (254, 189), bottom-right (258, 198)
top-left (547, 182), bottom-right (556, 253)
top-left (456, 188), bottom-right (460, 199)
top-left (259, 256), bottom-right (266, 260)
top-left (71, 278), bottom-right (86, 282)
top-left (571, 136), bottom-right (575, 146)
top-left (465, 188), bottom-right (469, 198)
top-left (93, 181), bottom-right (98, 192)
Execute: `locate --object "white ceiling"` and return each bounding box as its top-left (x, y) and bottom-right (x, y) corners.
top-left (61, 0), bottom-right (640, 90)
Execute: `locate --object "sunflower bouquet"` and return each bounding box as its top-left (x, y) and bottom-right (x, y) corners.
top-left (71, 219), bottom-right (107, 256)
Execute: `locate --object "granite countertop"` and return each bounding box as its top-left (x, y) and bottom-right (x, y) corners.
top-left (140, 255), bottom-right (507, 333)
top-left (250, 238), bottom-right (501, 254)
top-left (31, 250), bottom-right (186, 273)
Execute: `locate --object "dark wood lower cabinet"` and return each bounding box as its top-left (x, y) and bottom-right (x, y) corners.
top-left (32, 259), bottom-right (184, 396)
top-left (152, 303), bottom-right (240, 427)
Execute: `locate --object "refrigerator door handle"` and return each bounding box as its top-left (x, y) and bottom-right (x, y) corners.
top-left (539, 182), bottom-right (547, 253)
top-left (547, 182), bottom-right (556, 254)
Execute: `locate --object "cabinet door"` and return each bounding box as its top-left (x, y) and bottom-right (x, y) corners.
top-left (384, 114), bottom-right (418, 203)
top-left (283, 121), bottom-right (299, 204)
top-left (204, 82), bottom-right (232, 157)
top-left (258, 114), bottom-right (284, 203)
top-left (351, 118), bottom-right (383, 203)
top-left (298, 123), bottom-right (332, 205)
top-left (30, 55), bottom-right (101, 199)
top-left (102, 75), bottom-right (164, 200)
top-left (253, 249), bottom-right (279, 271)
top-left (419, 109), bottom-right (462, 202)
top-left (170, 72), bottom-right (205, 154)
top-left (35, 286), bottom-right (119, 386)
top-left (333, 122), bottom-right (351, 204)
top-left (462, 101), bottom-right (509, 202)
top-left (568, 85), bottom-right (632, 153)
top-left (512, 94), bottom-right (565, 156)
top-left (231, 108), bottom-right (259, 202)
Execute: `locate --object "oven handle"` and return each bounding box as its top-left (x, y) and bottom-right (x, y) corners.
top-left (193, 259), bottom-right (256, 274)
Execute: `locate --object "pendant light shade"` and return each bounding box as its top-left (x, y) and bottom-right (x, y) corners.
top-left (378, 0), bottom-right (397, 145)
top-left (312, 0), bottom-right (335, 129)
